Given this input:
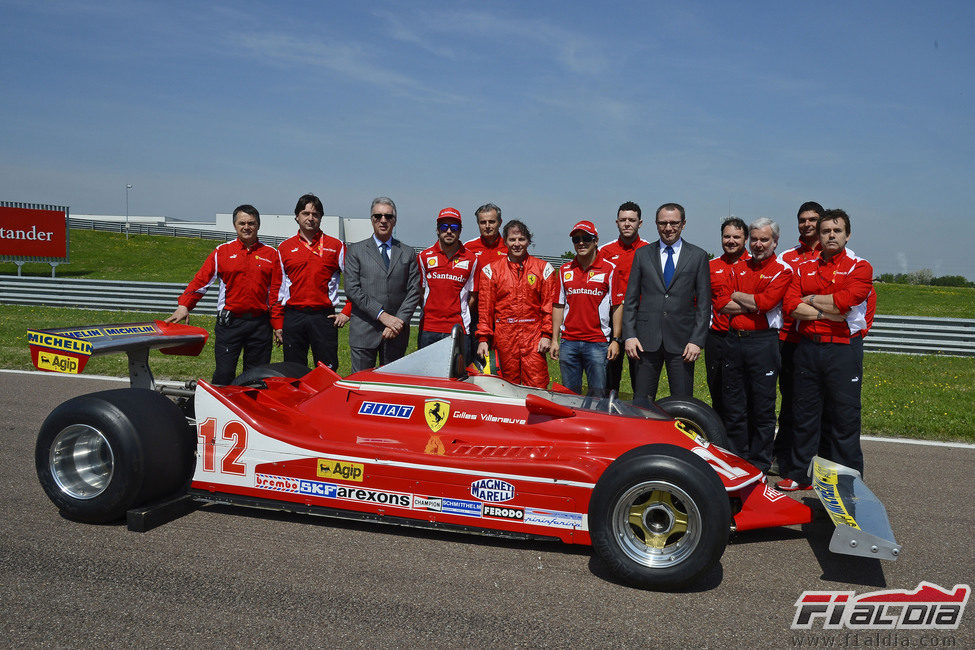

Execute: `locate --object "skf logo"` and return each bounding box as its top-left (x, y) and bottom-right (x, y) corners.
top-left (317, 458), bottom-right (364, 482)
top-left (792, 582), bottom-right (970, 630)
top-left (424, 399), bottom-right (450, 433)
top-left (527, 274), bottom-right (537, 285)
top-left (37, 351), bottom-right (80, 373)
top-left (426, 256), bottom-right (437, 267)
top-left (563, 270), bottom-right (573, 281)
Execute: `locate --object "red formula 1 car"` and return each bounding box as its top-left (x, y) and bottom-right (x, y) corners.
top-left (28, 322), bottom-right (900, 590)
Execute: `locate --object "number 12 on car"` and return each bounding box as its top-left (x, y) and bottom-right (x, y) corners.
top-left (197, 418), bottom-right (248, 475)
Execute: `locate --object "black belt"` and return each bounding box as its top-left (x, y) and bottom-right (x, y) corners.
top-left (225, 309), bottom-right (268, 320)
top-left (806, 334), bottom-right (850, 344)
top-left (708, 329), bottom-right (728, 337)
top-left (285, 305), bottom-right (334, 314)
top-left (729, 328), bottom-right (777, 338)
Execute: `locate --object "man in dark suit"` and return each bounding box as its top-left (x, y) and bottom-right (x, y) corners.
top-left (344, 197), bottom-right (422, 372)
top-left (622, 202), bottom-right (711, 401)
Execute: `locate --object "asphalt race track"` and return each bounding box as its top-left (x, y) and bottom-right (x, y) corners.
top-left (1, 370), bottom-right (972, 647)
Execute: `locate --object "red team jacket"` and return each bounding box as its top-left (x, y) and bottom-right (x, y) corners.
top-left (465, 236), bottom-right (508, 293)
top-left (417, 242), bottom-right (476, 334)
top-left (556, 257), bottom-right (620, 342)
top-left (177, 239), bottom-right (283, 329)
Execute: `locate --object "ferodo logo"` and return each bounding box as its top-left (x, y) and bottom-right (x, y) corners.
top-left (482, 504), bottom-right (524, 520)
top-left (36, 351), bottom-right (80, 374)
top-left (335, 485), bottom-right (411, 509)
top-left (470, 478), bottom-right (515, 502)
top-left (317, 458), bottom-right (364, 482)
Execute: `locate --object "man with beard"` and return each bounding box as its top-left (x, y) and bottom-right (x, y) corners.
top-left (706, 217), bottom-right (749, 420)
top-left (719, 218), bottom-right (792, 472)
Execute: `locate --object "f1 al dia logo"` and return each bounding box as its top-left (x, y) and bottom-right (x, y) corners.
top-left (792, 582), bottom-right (970, 630)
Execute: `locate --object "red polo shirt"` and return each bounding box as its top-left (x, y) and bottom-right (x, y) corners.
top-left (783, 249), bottom-right (873, 343)
top-left (465, 236), bottom-right (508, 292)
top-left (599, 237), bottom-right (650, 303)
top-left (709, 250), bottom-right (750, 332)
top-left (728, 255), bottom-right (792, 331)
top-left (178, 239), bottom-right (283, 328)
top-left (278, 230), bottom-right (345, 309)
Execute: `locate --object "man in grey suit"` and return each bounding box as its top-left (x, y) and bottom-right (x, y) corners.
top-left (344, 197), bottom-right (422, 372)
top-left (622, 202), bottom-right (711, 402)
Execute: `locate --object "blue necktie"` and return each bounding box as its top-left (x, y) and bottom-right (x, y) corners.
top-left (382, 243), bottom-right (390, 269)
top-left (663, 245), bottom-right (675, 286)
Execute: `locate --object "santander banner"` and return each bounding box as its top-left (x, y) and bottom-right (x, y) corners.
top-left (0, 206), bottom-right (68, 259)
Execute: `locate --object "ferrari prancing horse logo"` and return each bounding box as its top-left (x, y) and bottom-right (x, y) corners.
top-left (425, 399), bottom-right (450, 433)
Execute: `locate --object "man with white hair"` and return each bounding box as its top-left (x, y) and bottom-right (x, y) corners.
top-left (718, 217), bottom-right (792, 473)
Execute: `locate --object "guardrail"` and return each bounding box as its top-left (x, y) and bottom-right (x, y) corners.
top-left (3, 276), bottom-right (973, 356)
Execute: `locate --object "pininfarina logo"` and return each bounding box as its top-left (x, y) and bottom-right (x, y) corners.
top-left (791, 582), bottom-right (970, 630)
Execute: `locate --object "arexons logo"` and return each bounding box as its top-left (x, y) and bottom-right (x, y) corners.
top-left (792, 582), bottom-right (970, 630)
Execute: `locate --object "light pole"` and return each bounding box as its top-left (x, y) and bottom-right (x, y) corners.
top-left (125, 184), bottom-right (133, 239)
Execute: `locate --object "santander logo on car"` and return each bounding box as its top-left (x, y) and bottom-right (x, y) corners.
top-left (470, 478), bottom-right (515, 502)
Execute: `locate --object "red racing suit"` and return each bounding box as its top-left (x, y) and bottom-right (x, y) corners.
top-left (476, 255), bottom-right (556, 388)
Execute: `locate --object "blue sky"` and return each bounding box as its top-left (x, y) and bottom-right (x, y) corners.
top-left (2, 1), bottom-right (974, 277)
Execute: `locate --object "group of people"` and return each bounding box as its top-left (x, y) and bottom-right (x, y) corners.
top-left (169, 195), bottom-right (874, 492)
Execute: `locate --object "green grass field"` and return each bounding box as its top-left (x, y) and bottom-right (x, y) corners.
top-left (2, 304), bottom-right (972, 443)
top-left (3, 229), bottom-right (975, 318)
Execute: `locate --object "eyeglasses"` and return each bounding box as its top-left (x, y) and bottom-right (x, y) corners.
top-left (656, 220), bottom-right (683, 229)
top-left (571, 234), bottom-right (596, 244)
top-left (371, 213), bottom-right (395, 221)
top-left (438, 223), bottom-right (461, 233)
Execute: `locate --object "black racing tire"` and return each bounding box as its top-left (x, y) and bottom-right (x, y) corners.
top-left (656, 395), bottom-right (730, 450)
top-left (589, 444), bottom-right (731, 590)
top-left (35, 389), bottom-right (194, 523)
top-left (231, 362), bottom-right (311, 387)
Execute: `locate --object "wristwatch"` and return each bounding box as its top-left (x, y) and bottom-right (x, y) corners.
top-left (612, 337), bottom-right (623, 345)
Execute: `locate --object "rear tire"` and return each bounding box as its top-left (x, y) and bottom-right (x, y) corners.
top-left (35, 389), bottom-right (193, 523)
top-left (656, 395), bottom-right (730, 449)
top-left (589, 444), bottom-right (730, 590)
top-left (231, 362), bottom-right (311, 387)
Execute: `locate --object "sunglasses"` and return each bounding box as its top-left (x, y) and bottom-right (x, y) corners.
top-left (438, 223), bottom-right (461, 233)
top-left (571, 234), bottom-right (596, 244)
top-left (371, 213), bottom-right (395, 221)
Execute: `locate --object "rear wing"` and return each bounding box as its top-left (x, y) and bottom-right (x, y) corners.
top-left (26, 321), bottom-right (208, 389)
top-left (810, 456), bottom-right (901, 561)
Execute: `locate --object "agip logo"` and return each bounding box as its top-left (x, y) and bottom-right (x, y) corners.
top-left (317, 458), bottom-right (364, 482)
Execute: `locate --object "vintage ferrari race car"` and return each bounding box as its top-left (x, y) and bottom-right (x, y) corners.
top-left (27, 321), bottom-right (900, 590)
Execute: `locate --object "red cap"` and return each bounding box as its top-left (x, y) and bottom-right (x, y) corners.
top-left (570, 220), bottom-right (597, 237)
top-left (437, 207), bottom-right (462, 223)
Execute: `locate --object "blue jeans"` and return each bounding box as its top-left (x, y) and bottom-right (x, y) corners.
top-left (418, 329), bottom-right (452, 349)
top-left (558, 339), bottom-right (609, 395)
